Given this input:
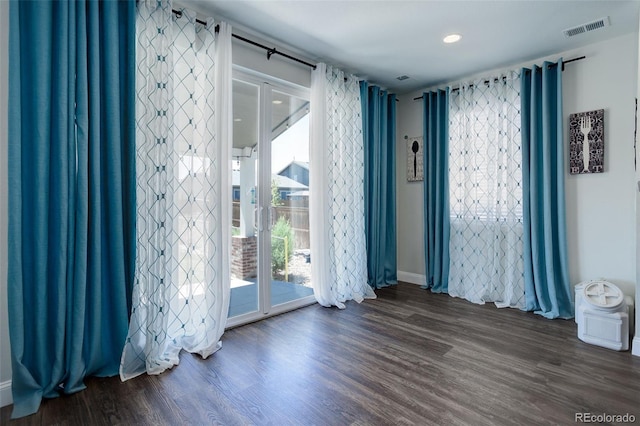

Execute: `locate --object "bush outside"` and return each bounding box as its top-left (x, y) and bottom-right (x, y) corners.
top-left (272, 216), bottom-right (294, 275)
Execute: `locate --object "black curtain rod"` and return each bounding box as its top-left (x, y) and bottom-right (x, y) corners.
top-left (232, 32), bottom-right (317, 70)
top-left (412, 56), bottom-right (586, 101)
top-left (172, 9), bottom-right (208, 26)
top-left (557, 56), bottom-right (586, 70)
top-left (171, 9), bottom-right (316, 70)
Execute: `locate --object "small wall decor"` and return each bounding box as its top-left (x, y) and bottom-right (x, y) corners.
top-left (407, 136), bottom-right (423, 182)
top-left (569, 109), bottom-right (604, 174)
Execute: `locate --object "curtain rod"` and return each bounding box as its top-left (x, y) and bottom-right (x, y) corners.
top-left (412, 56), bottom-right (586, 101)
top-left (171, 9), bottom-right (317, 70)
top-left (558, 56), bottom-right (586, 70)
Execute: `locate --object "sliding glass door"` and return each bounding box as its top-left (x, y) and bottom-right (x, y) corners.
top-left (267, 89), bottom-right (314, 311)
top-left (229, 77), bottom-right (260, 318)
top-left (228, 69), bottom-right (314, 327)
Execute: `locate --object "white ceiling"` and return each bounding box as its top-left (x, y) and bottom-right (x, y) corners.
top-left (190, 0), bottom-right (640, 93)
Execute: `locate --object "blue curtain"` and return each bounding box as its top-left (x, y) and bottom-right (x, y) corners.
top-left (361, 82), bottom-right (398, 289)
top-left (520, 61), bottom-right (574, 319)
top-left (422, 90), bottom-right (450, 293)
top-left (8, 0), bottom-right (136, 418)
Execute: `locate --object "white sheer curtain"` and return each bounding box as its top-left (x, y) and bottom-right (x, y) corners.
top-left (120, 1), bottom-right (232, 380)
top-left (309, 63), bottom-right (376, 309)
top-left (447, 71), bottom-right (525, 309)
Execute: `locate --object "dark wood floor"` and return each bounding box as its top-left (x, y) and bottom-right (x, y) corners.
top-left (3, 283), bottom-right (640, 425)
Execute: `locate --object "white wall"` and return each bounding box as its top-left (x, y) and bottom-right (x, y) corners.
top-left (563, 33), bottom-right (638, 298)
top-left (397, 32), bottom-right (639, 306)
top-left (396, 95), bottom-right (426, 285)
top-left (0, 0), bottom-right (11, 407)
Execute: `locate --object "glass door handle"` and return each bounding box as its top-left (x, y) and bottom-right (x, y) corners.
top-left (268, 206), bottom-right (275, 231)
top-left (258, 206), bottom-right (264, 232)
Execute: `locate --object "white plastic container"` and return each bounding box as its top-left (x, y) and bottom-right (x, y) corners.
top-left (575, 280), bottom-right (631, 351)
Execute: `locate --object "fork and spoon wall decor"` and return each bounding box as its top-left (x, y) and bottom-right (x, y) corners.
top-left (569, 109), bottom-right (605, 174)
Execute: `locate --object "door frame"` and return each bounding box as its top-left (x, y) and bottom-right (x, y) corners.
top-left (227, 66), bottom-right (315, 329)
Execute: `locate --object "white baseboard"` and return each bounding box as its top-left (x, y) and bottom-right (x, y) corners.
top-left (632, 336), bottom-right (640, 357)
top-left (397, 271), bottom-right (426, 286)
top-left (0, 380), bottom-right (11, 408)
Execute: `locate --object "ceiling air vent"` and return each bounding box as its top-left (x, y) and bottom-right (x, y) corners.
top-left (563, 16), bottom-right (610, 38)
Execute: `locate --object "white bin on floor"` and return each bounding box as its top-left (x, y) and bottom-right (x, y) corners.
top-left (575, 280), bottom-right (633, 351)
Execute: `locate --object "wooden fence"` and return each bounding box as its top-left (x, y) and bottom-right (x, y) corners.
top-left (232, 202), bottom-right (310, 250)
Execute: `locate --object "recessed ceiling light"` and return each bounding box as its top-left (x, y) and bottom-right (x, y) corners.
top-left (234, 118), bottom-right (242, 122)
top-left (443, 34), bottom-right (462, 44)
top-left (272, 100), bottom-right (283, 105)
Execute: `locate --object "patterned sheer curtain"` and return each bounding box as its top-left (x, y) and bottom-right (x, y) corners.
top-left (309, 63), bottom-right (376, 309)
top-left (447, 71), bottom-right (525, 308)
top-left (120, 1), bottom-right (232, 380)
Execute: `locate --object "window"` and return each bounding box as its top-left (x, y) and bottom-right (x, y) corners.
top-left (448, 75), bottom-right (523, 223)
top-left (446, 73), bottom-right (526, 309)
top-left (279, 190), bottom-right (290, 200)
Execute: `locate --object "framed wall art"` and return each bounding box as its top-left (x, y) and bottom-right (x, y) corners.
top-left (407, 136), bottom-right (423, 182)
top-left (569, 109), bottom-right (604, 174)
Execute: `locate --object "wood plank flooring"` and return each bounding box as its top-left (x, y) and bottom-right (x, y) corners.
top-left (2, 282), bottom-right (639, 425)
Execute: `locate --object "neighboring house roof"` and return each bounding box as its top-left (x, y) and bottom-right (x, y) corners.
top-left (232, 170), bottom-right (308, 189)
top-left (275, 160), bottom-right (309, 176)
